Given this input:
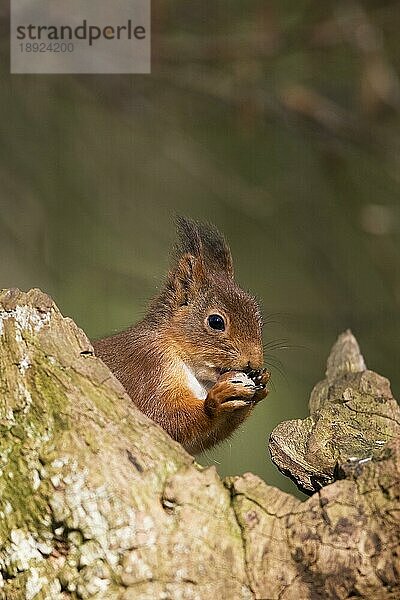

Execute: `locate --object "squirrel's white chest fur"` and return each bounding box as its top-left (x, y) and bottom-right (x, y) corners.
top-left (181, 362), bottom-right (208, 400)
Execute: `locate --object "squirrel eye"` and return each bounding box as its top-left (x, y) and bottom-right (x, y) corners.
top-left (207, 314), bottom-right (225, 331)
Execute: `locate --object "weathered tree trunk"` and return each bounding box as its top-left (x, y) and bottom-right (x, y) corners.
top-left (0, 288), bottom-right (398, 599)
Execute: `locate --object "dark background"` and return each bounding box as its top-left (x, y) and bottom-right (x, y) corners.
top-left (1, 1), bottom-right (399, 496)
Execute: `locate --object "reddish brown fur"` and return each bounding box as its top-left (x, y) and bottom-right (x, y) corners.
top-left (94, 218), bottom-right (268, 454)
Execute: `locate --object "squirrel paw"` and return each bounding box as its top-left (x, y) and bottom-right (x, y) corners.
top-left (204, 371), bottom-right (256, 418)
top-left (247, 368), bottom-right (270, 404)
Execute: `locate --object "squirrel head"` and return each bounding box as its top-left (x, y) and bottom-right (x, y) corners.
top-left (147, 218), bottom-right (264, 383)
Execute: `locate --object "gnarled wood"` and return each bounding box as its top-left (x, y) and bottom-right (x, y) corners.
top-left (0, 289), bottom-right (398, 599)
top-left (269, 330), bottom-right (400, 494)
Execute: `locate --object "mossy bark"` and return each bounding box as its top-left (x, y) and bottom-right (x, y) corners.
top-left (0, 289), bottom-right (398, 599)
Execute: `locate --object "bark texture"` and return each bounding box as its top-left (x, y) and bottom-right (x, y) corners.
top-left (0, 289), bottom-right (398, 599)
top-left (269, 330), bottom-right (400, 493)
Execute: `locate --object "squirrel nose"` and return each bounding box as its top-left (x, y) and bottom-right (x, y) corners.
top-left (239, 351), bottom-right (263, 373)
top-left (246, 345), bottom-right (263, 369)
top-left (247, 357), bottom-right (263, 371)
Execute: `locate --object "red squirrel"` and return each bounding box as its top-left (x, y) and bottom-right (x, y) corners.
top-left (94, 218), bottom-right (269, 454)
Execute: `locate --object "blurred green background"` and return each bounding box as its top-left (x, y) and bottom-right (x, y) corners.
top-left (1, 1), bottom-right (399, 496)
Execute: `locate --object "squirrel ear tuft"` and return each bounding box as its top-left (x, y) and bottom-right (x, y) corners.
top-left (168, 252), bottom-right (205, 306)
top-left (175, 217), bottom-right (234, 278)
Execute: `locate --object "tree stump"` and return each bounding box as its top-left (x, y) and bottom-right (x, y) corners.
top-left (0, 289), bottom-right (398, 599)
